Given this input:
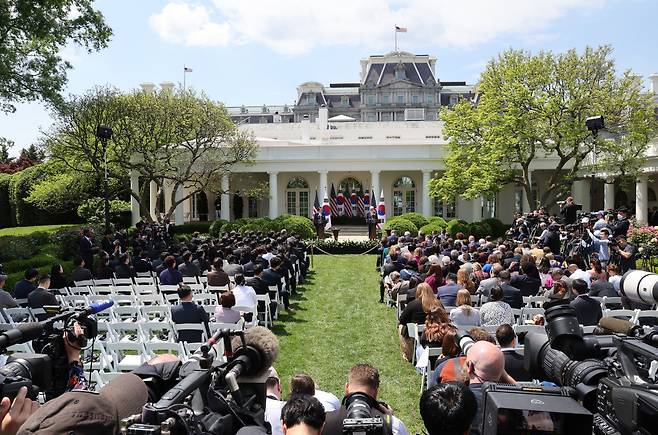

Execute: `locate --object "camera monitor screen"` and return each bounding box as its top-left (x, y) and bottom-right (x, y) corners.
top-left (482, 385), bottom-right (592, 435)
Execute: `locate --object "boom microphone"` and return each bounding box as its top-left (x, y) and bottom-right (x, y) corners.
top-left (598, 317), bottom-right (643, 337)
top-left (82, 299), bottom-right (114, 317)
top-left (0, 323), bottom-right (44, 351)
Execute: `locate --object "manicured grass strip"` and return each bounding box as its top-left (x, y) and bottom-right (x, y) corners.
top-left (273, 255), bottom-right (422, 434)
top-left (0, 224), bottom-right (75, 236)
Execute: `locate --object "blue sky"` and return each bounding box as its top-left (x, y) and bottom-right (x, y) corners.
top-left (1, 0), bottom-right (657, 154)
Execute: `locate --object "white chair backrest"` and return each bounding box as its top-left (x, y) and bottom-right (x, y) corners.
top-left (74, 280), bottom-right (94, 287)
top-left (113, 278), bottom-right (133, 286)
top-left (182, 276), bottom-right (199, 285)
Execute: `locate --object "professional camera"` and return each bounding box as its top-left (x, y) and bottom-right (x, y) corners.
top-left (0, 300), bottom-right (113, 400)
top-left (519, 270), bottom-right (658, 435)
top-left (342, 392), bottom-right (387, 435)
top-left (121, 326), bottom-right (278, 435)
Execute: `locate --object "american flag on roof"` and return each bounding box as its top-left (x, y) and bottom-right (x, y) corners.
top-left (395, 25), bottom-right (407, 33)
top-left (330, 184), bottom-right (338, 216)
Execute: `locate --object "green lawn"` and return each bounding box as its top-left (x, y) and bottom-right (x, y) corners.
top-left (0, 224), bottom-right (75, 237)
top-left (273, 255), bottom-right (423, 434)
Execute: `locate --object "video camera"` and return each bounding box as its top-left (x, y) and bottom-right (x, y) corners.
top-left (0, 300), bottom-right (113, 400)
top-left (121, 326), bottom-right (278, 435)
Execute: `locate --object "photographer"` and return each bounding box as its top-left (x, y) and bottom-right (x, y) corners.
top-left (323, 363), bottom-right (409, 435)
top-left (587, 227), bottom-right (611, 266)
top-left (610, 208), bottom-right (630, 238)
top-left (538, 224), bottom-right (561, 256)
top-left (610, 235), bottom-right (636, 274)
top-left (559, 196), bottom-right (580, 225)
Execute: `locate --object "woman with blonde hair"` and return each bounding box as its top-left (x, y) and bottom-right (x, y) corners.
top-left (457, 268), bottom-right (476, 295)
top-left (449, 289), bottom-right (480, 326)
top-left (398, 282), bottom-right (442, 361)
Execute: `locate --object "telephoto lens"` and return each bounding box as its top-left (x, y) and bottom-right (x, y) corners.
top-left (344, 392), bottom-right (374, 419)
top-left (453, 329), bottom-right (475, 355)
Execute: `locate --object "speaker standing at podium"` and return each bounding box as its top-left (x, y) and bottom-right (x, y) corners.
top-left (366, 207), bottom-right (378, 240)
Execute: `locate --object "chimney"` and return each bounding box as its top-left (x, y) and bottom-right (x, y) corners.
top-left (140, 82), bottom-right (155, 93)
top-left (318, 105), bottom-right (328, 130)
top-left (301, 114), bottom-right (310, 143)
top-left (160, 81), bottom-right (175, 92)
top-left (649, 73), bottom-right (658, 94)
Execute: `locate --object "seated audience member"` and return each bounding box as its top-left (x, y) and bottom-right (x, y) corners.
top-left (450, 289), bottom-right (480, 326)
top-left (159, 255), bottom-right (183, 286)
top-left (265, 368), bottom-right (284, 435)
top-left (589, 273), bottom-right (618, 298)
top-left (437, 273), bottom-right (461, 307)
top-left (49, 264), bottom-right (68, 291)
top-left (424, 264), bottom-right (444, 294)
top-left (323, 364), bottom-right (409, 435)
top-left (431, 328), bottom-right (496, 387)
top-left (207, 259), bottom-right (230, 287)
top-left (232, 274), bottom-right (258, 309)
top-left (27, 275), bottom-right (58, 320)
top-left (0, 274), bottom-right (17, 309)
top-left (479, 285), bottom-right (515, 327)
top-left (570, 278), bottom-right (602, 326)
top-left (170, 285), bottom-right (210, 343)
top-left (495, 324), bottom-right (531, 381)
top-left (457, 268), bottom-right (476, 295)
top-left (399, 283), bottom-right (438, 362)
top-left (224, 255), bottom-right (244, 276)
top-left (420, 382), bottom-right (477, 435)
top-left (510, 261), bottom-right (542, 296)
top-left (498, 270), bottom-right (523, 309)
top-left (263, 257), bottom-right (292, 312)
top-left (13, 268), bottom-right (39, 301)
top-left (282, 394), bottom-right (326, 435)
top-left (95, 255), bottom-right (115, 280)
top-left (289, 373), bottom-right (340, 412)
top-left (132, 250), bottom-right (153, 274)
top-left (476, 264), bottom-right (502, 298)
top-left (567, 263), bottom-right (591, 288)
top-left (114, 253), bottom-right (135, 279)
top-left (71, 256), bottom-right (93, 283)
top-left (178, 251), bottom-right (200, 277)
top-left (214, 292), bottom-right (241, 324)
top-left (465, 341), bottom-right (510, 434)
top-left (607, 263), bottom-right (622, 293)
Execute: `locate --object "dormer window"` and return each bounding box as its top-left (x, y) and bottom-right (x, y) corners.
top-left (395, 63), bottom-right (406, 80)
top-left (306, 94), bottom-right (315, 105)
top-left (341, 96), bottom-right (349, 107)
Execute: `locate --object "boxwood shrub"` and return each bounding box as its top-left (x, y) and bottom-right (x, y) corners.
top-left (309, 239), bottom-right (379, 255)
top-left (383, 217), bottom-right (418, 236)
top-left (173, 222), bottom-right (213, 234)
top-left (398, 212), bottom-right (428, 230)
top-left (446, 219), bottom-right (470, 238)
top-left (420, 221), bottom-right (446, 235)
top-left (428, 216), bottom-right (447, 227)
top-left (209, 219), bottom-right (229, 237)
top-left (482, 218), bottom-right (506, 238)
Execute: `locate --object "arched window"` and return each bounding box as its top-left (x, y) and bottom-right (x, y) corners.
top-left (286, 177), bottom-right (310, 217)
top-left (393, 176), bottom-right (416, 216)
top-left (649, 188), bottom-right (657, 202)
top-left (338, 177), bottom-right (362, 193)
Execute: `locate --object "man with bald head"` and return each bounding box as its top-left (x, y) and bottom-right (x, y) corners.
top-left (465, 341), bottom-right (506, 435)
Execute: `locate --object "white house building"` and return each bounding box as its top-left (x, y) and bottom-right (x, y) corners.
top-left (130, 52), bottom-right (658, 227)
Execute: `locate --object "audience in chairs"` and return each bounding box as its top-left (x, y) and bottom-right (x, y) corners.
top-left (171, 284), bottom-right (210, 343)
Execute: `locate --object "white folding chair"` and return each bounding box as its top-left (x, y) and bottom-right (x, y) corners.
top-left (256, 294), bottom-right (273, 328)
top-left (134, 284), bottom-right (158, 296)
top-left (111, 306), bottom-right (143, 322)
top-left (173, 323), bottom-right (208, 343)
top-left (182, 276), bottom-right (199, 285)
top-left (207, 285), bottom-right (231, 293)
top-left (193, 293), bottom-right (214, 305)
top-left (144, 342), bottom-right (187, 360)
top-left (112, 285), bottom-right (134, 295)
top-left (601, 296), bottom-right (623, 309)
top-left (83, 341), bottom-right (114, 373)
top-left (108, 322), bottom-right (144, 342)
top-left (523, 296), bottom-right (548, 307)
top-left (74, 280), bottom-right (94, 287)
top-left (113, 278), bottom-right (134, 287)
top-left (92, 286), bottom-right (114, 296)
top-left (2, 307), bottom-right (33, 324)
top-left (69, 286), bottom-right (93, 296)
top-left (61, 295), bottom-right (89, 309)
top-left (139, 321), bottom-right (175, 342)
top-left (111, 294), bottom-right (137, 307)
top-left (582, 325), bottom-right (597, 334)
top-left (188, 284), bottom-right (205, 293)
top-left (635, 310), bottom-right (658, 326)
top-left (163, 293), bottom-right (179, 304)
top-left (135, 293), bottom-right (163, 306)
top-left (513, 324), bottom-right (546, 335)
top-left (235, 305), bottom-right (259, 328)
top-left (396, 294), bottom-right (407, 319)
top-left (93, 279), bottom-right (114, 287)
top-left (604, 309), bottom-right (639, 323)
top-left (406, 323), bottom-right (421, 364)
top-left (159, 285), bottom-right (180, 294)
top-left (519, 307), bottom-right (545, 325)
top-left (105, 342), bottom-right (148, 371)
top-left (141, 305), bottom-right (171, 322)
top-left (419, 346), bottom-right (443, 394)
top-left (135, 272), bottom-right (154, 279)
top-left (198, 276), bottom-right (208, 285)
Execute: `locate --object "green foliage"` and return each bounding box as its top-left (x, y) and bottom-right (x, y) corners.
top-left (383, 217), bottom-right (418, 237)
top-left (209, 219), bottom-right (229, 237)
top-left (420, 221), bottom-right (446, 235)
top-left (172, 222), bottom-right (213, 234)
top-left (0, 235), bottom-right (41, 262)
top-left (446, 219), bottom-right (470, 238)
top-left (221, 218), bottom-right (250, 234)
top-left (77, 197), bottom-right (131, 227)
top-left (428, 216), bottom-right (447, 227)
top-left (398, 212), bottom-right (428, 229)
top-left (468, 221), bottom-right (493, 239)
top-left (239, 218), bottom-right (272, 234)
top-left (270, 215), bottom-right (315, 240)
top-left (0, 173), bottom-right (12, 228)
top-left (310, 239), bottom-right (379, 255)
top-left (51, 226), bottom-right (83, 260)
top-left (482, 218), bottom-right (506, 238)
top-left (0, 225), bottom-right (74, 236)
top-left (9, 165), bottom-right (49, 226)
top-left (0, 0), bottom-right (112, 113)
top-left (433, 45), bottom-right (658, 209)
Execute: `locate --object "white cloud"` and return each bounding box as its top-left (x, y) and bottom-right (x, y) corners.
top-left (149, 0), bottom-right (609, 55)
top-left (148, 2), bottom-right (231, 47)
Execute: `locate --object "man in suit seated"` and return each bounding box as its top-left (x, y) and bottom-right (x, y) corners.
top-left (570, 278), bottom-right (602, 326)
top-left (498, 270), bottom-right (523, 309)
top-left (178, 251), bottom-right (200, 277)
top-left (170, 285), bottom-right (210, 343)
top-left (13, 268), bottom-right (39, 302)
top-left (247, 264), bottom-right (278, 318)
top-left (437, 273), bottom-right (460, 307)
top-left (495, 324), bottom-right (531, 381)
top-left (71, 256), bottom-right (93, 283)
top-left (207, 259), bottom-right (230, 287)
top-left (28, 275), bottom-right (59, 321)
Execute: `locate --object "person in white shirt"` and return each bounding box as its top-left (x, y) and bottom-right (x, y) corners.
top-left (567, 264), bottom-right (591, 288)
top-left (265, 368), bottom-right (285, 435)
top-left (607, 263), bottom-right (622, 294)
top-left (288, 373), bottom-right (340, 412)
top-left (232, 274), bottom-right (258, 308)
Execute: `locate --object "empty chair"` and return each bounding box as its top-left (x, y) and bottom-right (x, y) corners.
top-left (139, 321), bottom-right (175, 342)
top-left (2, 307), bottom-right (33, 324)
top-left (92, 286), bottom-right (114, 296)
top-left (207, 285), bottom-right (231, 293)
top-left (82, 341), bottom-right (114, 373)
top-left (163, 293), bottom-right (179, 304)
top-left (135, 272), bottom-right (154, 279)
top-left (159, 285), bottom-right (180, 295)
top-left (135, 293), bottom-right (163, 306)
top-left (105, 342), bottom-right (148, 371)
top-left (69, 286), bottom-right (93, 296)
top-left (134, 284), bottom-right (158, 295)
top-left (112, 294), bottom-right (137, 307)
top-left (93, 279), bottom-right (114, 287)
top-left (112, 278), bottom-right (133, 287)
top-left (61, 295), bottom-right (89, 309)
top-left (144, 342), bottom-right (187, 360)
top-left (198, 276), bottom-right (208, 285)
top-left (141, 306), bottom-right (171, 322)
top-left (187, 284), bottom-right (205, 293)
top-left (112, 306), bottom-right (142, 322)
top-left (74, 280), bottom-right (94, 287)
top-left (192, 293), bottom-right (214, 305)
top-left (108, 322), bottom-right (143, 342)
top-left (111, 285), bottom-right (134, 295)
top-left (182, 276), bottom-right (199, 285)
top-left (235, 305), bottom-right (258, 328)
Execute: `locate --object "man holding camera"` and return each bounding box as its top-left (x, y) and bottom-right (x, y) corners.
top-left (323, 364), bottom-right (408, 435)
top-left (611, 235), bottom-right (636, 274)
top-left (559, 196), bottom-right (580, 225)
top-left (610, 208), bottom-right (631, 238)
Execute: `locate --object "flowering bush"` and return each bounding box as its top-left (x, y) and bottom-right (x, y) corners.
top-left (628, 225), bottom-right (658, 258)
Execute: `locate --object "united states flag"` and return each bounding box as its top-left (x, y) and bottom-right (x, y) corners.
top-left (357, 191), bottom-right (365, 217)
top-left (312, 190), bottom-right (321, 218)
top-left (330, 184), bottom-right (338, 216)
top-left (342, 191), bottom-right (353, 216)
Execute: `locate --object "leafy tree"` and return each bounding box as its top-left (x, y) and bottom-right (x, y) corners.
top-left (0, 152), bottom-right (36, 174)
top-left (44, 86), bottom-right (259, 222)
top-left (20, 144), bottom-right (45, 163)
top-left (0, 0), bottom-right (112, 113)
top-left (431, 45), bottom-right (658, 209)
top-left (0, 138), bottom-right (13, 164)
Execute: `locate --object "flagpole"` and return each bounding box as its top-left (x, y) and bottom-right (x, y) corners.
top-left (183, 65), bottom-right (186, 92)
top-left (394, 25), bottom-right (397, 52)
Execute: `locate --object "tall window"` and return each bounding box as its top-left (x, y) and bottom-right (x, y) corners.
top-left (433, 197), bottom-right (456, 219)
top-left (367, 95), bottom-right (375, 105)
top-left (383, 94), bottom-right (390, 104)
top-left (483, 196), bottom-right (496, 219)
top-left (393, 176), bottom-right (416, 216)
top-left (286, 177), bottom-right (310, 217)
top-left (248, 197), bottom-right (258, 218)
top-left (426, 94), bottom-right (434, 104)
top-left (397, 94), bottom-right (405, 104)
top-left (411, 94), bottom-right (419, 104)
top-left (338, 177), bottom-right (363, 193)
top-left (514, 188), bottom-right (524, 213)
top-left (341, 96), bottom-right (350, 107)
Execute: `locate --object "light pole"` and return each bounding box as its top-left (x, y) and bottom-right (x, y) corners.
top-left (95, 125), bottom-right (113, 233)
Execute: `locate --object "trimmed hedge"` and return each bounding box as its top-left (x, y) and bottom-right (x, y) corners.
top-left (446, 219), bottom-right (470, 238)
top-left (0, 174), bottom-right (12, 228)
top-left (206, 215), bottom-right (315, 240)
top-left (398, 212), bottom-right (428, 230)
top-left (420, 221), bottom-right (446, 235)
top-left (309, 239), bottom-right (378, 255)
top-left (173, 222), bottom-right (213, 234)
top-left (468, 221), bottom-right (493, 239)
top-left (482, 218), bottom-right (506, 238)
top-left (209, 219), bottom-right (229, 237)
top-left (50, 226), bottom-right (84, 260)
top-left (270, 215), bottom-right (315, 240)
top-left (383, 217), bottom-right (418, 236)
top-left (428, 216), bottom-right (447, 227)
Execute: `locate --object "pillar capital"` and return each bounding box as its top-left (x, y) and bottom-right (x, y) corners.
top-left (268, 170), bottom-right (279, 176)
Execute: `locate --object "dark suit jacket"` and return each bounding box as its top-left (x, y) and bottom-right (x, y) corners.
top-left (13, 279), bottom-right (36, 300)
top-left (178, 262), bottom-right (200, 277)
top-left (398, 298), bottom-right (427, 330)
top-left (503, 350), bottom-right (531, 381)
top-left (382, 262), bottom-right (401, 278)
top-left (207, 270), bottom-right (230, 287)
top-left (589, 280), bottom-right (618, 298)
top-left (570, 295), bottom-right (602, 326)
top-left (510, 274), bottom-right (542, 297)
top-left (79, 236), bottom-right (94, 268)
top-left (437, 283), bottom-right (460, 307)
top-left (27, 287), bottom-right (58, 320)
top-left (246, 276), bottom-right (270, 295)
top-left (501, 283), bottom-right (523, 309)
top-left (71, 267), bottom-right (93, 283)
top-left (224, 264), bottom-right (244, 276)
top-left (171, 302), bottom-right (209, 343)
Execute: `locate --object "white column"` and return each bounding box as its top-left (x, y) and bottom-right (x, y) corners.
top-left (318, 170), bottom-right (328, 199)
top-left (149, 181), bottom-right (158, 221)
top-left (604, 179), bottom-right (615, 211)
top-left (174, 184), bottom-right (184, 225)
top-left (268, 171), bottom-right (279, 219)
top-left (636, 175), bottom-right (648, 225)
top-left (207, 192), bottom-right (217, 220)
top-left (422, 170), bottom-right (432, 217)
top-left (371, 170), bottom-right (381, 217)
top-left (130, 170), bottom-right (140, 225)
top-left (220, 175), bottom-right (230, 221)
top-left (471, 197), bottom-right (483, 222)
top-left (572, 179), bottom-right (591, 212)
